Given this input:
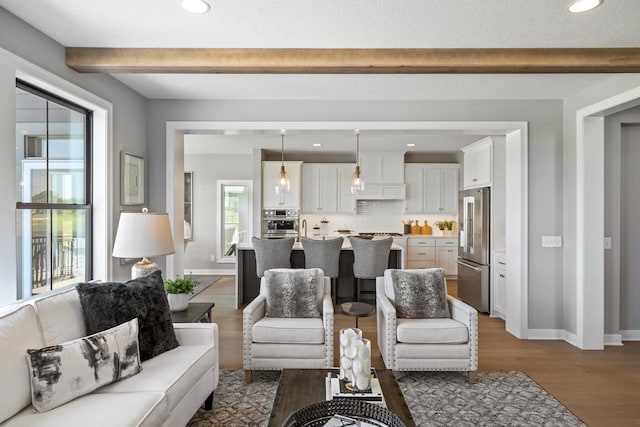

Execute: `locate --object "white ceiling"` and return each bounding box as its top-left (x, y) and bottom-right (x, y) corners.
top-left (2, 0), bottom-right (638, 101)
top-left (3, 0), bottom-right (639, 153)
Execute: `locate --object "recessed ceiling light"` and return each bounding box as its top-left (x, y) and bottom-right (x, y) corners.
top-left (180, 0), bottom-right (211, 14)
top-left (313, 143), bottom-right (322, 147)
top-left (407, 143), bottom-right (416, 147)
top-left (567, 0), bottom-right (603, 13)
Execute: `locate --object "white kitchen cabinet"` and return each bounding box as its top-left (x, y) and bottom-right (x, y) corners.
top-left (435, 238), bottom-right (458, 276)
top-left (405, 164), bottom-right (459, 214)
top-left (262, 161), bottom-right (302, 208)
top-left (406, 237), bottom-right (458, 275)
top-left (492, 251), bottom-right (506, 320)
top-left (406, 237), bottom-right (436, 269)
top-left (359, 152), bottom-right (405, 184)
top-left (461, 137), bottom-right (492, 189)
top-left (301, 164), bottom-right (338, 213)
top-left (302, 164), bottom-right (356, 214)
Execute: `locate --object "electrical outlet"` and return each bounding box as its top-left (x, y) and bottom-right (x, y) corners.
top-left (541, 236), bottom-right (562, 248)
top-left (210, 255), bottom-right (216, 262)
top-left (604, 237), bottom-right (612, 250)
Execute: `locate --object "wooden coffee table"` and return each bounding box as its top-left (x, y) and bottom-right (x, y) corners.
top-left (268, 369), bottom-right (415, 427)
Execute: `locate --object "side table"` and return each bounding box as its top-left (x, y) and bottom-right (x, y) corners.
top-left (170, 302), bottom-right (215, 323)
top-left (339, 301), bottom-right (375, 328)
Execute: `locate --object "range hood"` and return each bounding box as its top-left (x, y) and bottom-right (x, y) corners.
top-left (355, 183), bottom-right (406, 200)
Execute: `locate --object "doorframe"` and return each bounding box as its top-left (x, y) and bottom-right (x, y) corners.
top-left (166, 120), bottom-right (528, 337)
top-left (575, 86), bottom-right (640, 349)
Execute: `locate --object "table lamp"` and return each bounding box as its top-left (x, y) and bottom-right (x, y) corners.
top-left (113, 209), bottom-right (176, 279)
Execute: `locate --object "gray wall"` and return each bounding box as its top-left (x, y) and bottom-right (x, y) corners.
top-left (147, 99), bottom-right (564, 330)
top-left (0, 7), bottom-right (147, 303)
top-left (183, 152), bottom-right (253, 272)
top-left (620, 124), bottom-right (640, 332)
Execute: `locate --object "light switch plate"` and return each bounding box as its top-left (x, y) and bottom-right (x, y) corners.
top-left (541, 235), bottom-right (562, 248)
top-left (604, 237), bottom-right (612, 250)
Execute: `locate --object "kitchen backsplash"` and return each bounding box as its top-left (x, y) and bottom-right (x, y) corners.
top-left (301, 200), bottom-right (457, 236)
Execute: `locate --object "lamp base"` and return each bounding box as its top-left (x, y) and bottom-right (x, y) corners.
top-left (132, 257), bottom-right (160, 279)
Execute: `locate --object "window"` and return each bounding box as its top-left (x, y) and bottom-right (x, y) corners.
top-left (217, 180), bottom-right (252, 263)
top-left (15, 80), bottom-right (92, 298)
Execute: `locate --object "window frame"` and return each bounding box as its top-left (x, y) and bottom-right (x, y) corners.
top-left (15, 79), bottom-right (93, 298)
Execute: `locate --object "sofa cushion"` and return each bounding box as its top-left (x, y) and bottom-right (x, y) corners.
top-left (25, 318), bottom-right (142, 412)
top-left (396, 318), bottom-right (469, 344)
top-left (388, 269), bottom-right (450, 319)
top-left (97, 344), bottom-right (215, 413)
top-left (76, 270), bottom-right (179, 361)
top-left (263, 269), bottom-right (323, 318)
top-left (34, 287), bottom-right (86, 345)
top-left (252, 317), bottom-right (325, 344)
top-left (0, 305), bottom-right (45, 423)
top-left (3, 390), bottom-right (167, 427)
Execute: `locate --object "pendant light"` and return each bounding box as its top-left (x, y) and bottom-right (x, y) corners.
top-left (276, 130), bottom-right (290, 203)
top-left (350, 130), bottom-right (365, 196)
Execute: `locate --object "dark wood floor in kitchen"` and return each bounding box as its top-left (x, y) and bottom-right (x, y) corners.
top-left (192, 276), bottom-right (640, 427)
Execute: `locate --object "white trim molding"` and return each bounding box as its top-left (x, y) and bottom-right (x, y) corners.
top-left (604, 334), bottom-right (624, 346)
top-left (528, 329), bottom-right (579, 347)
top-left (575, 85), bottom-right (640, 349)
top-left (621, 330), bottom-right (640, 341)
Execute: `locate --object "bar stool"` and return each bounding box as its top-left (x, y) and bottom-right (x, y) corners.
top-left (349, 236), bottom-right (393, 302)
top-left (300, 237), bottom-right (344, 303)
top-left (251, 237), bottom-right (295, 277)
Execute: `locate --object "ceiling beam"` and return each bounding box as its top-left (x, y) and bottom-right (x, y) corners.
top-left (65, 48), bottom-right (640, 74)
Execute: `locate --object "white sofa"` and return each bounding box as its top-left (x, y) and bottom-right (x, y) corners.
top-left (0, 285), bottom-right (219, 427)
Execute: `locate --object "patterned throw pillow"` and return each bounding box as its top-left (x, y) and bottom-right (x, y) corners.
top-left (390, 269), bottom-right (451, 319)
top-left (264, 269), bottom-right (322, 318)
top-left (26, 319), bottom-right (142, 412)
top-left (76, 270), bottom-right (179, 361)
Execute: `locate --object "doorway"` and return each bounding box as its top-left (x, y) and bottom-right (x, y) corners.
top-left (217, 180), bottom-right (253, 264)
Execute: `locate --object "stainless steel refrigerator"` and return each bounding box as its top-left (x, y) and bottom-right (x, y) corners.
top-left (457, 187), bottom-right (490, 312)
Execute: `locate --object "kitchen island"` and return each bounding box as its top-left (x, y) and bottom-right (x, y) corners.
top-left (235, 240), bottom-right (404, 308)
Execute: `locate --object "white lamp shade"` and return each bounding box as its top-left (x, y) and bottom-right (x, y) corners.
top-left (112, 212), bottom-right (176, 258)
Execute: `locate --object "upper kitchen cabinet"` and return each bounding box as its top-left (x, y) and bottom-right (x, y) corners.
top-left (405, 164), bottom-right (459, 214)
top-left (302, 163), bottom-right (356, 214)
top-left (461, 137), bottom-right (492, 189)
top-left (263, 161), bottom-right (302, 208)
top-left (359, 152), bottom-right (405, 184)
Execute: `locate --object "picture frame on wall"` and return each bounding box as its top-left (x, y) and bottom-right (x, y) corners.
top-left (121, 151), bottom-right (145, 205)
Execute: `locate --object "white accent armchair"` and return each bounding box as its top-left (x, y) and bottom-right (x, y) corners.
top-left (243, 269), bottom-right (334, 383)
top-left (376, 275), bottom-right (478, 383)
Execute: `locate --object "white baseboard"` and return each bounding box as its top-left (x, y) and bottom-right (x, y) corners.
top-left (183, 269), bottom-right (235, 276)
top-left (604, 334), bottom-right (623, 346)
top-left (621, 330), bottom-right (640, 341)
top-left (527, 329), bottom-right (579, 346)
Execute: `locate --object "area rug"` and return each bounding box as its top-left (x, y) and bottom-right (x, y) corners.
top-left (186, 275), bottom-right (221, 299)
top-left (187, 370), bottom-right (585, 427)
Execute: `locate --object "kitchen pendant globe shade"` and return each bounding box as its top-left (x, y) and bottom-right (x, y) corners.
top-left (112, 212), bottom-right (176, 259)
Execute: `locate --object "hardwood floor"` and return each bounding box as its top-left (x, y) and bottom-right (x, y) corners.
top-left (192, 276), bottom-right (640, 426)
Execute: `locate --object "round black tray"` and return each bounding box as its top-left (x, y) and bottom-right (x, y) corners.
top-left (282, 399), bottom-right (407, 427)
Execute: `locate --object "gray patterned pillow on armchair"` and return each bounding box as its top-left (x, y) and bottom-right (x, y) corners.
top-left (389, 268), bottom-right (450, 319)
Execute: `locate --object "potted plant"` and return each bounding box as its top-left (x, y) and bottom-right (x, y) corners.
top-left (434, 220), bottom-right (456, 236)
top-left (164, 276), bottom-right (196, 311)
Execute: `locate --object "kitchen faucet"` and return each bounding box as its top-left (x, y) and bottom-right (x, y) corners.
top-left (299, 219), bottom-right (307, 241)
